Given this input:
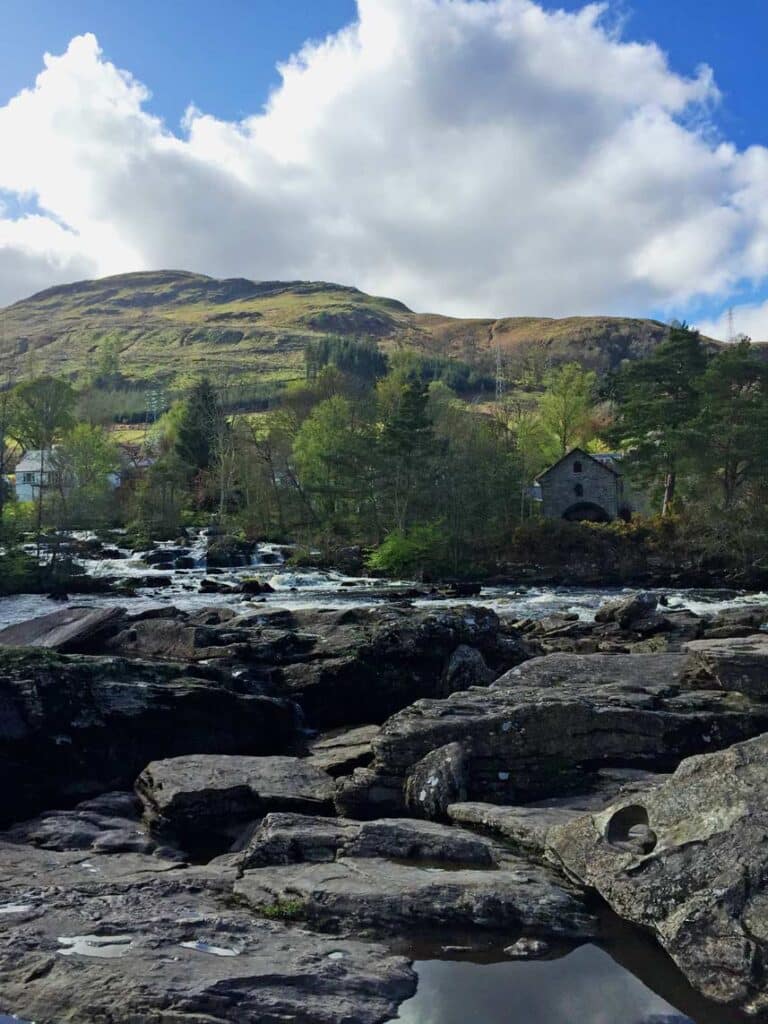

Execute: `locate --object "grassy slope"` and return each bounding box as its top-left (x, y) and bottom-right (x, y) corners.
top-left (0, 269), bottom-right (729, 392)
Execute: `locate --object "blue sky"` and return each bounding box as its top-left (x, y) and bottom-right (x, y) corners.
top-left (1, 0), bottom-right (768, 335)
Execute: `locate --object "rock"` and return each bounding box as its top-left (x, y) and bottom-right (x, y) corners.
top-left (174, 555), bottom-right (196, 569)
top-left (0, 837), bottom-right (415, 1024)
top-left (136, 755), bottom-right (335, 850)
top-left (3, 791), bottom-right (179, 858)
top-left (440, 644), bottom-right (495, 695)
top-left (447, 803), bottom-right (584, 858)
top-left (702, 605), bottom-right (768, 638)
top-left (547, 733), bottom-right (768, 1015)
top-left (0, 605), bottom-right (124, 652)
top-left (143, 547), bottom-right (185, 566)
top-left (307, 725), bottom-right (380, 777)
top-left (273, 604), bottom-right (522, 728)
top-left (0, 648), bottom-right (296, 825)
top-left (404, 742), bottom-right (468, 820)
top-left (235, 855), bottom-right (595, 940)
top-left (594, 592), bottom-right (658, 627)
top-left (682, 634), bottom-right (768, 697)
top-left (238, 812), bottom-right (498, 869)
top-left (207, 534), bottom-right (254, 567)
top-left (241, 577), bottom-right (274, 595)
top-left (504, 937), bottom-right (550, 959)
top-left (200, 577), bottom-right (241, 594)
top-left (337, 652), bottom-right (768, 819)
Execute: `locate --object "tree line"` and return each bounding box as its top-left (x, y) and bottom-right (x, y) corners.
top-left (1, 323), bottom-right (767, 581)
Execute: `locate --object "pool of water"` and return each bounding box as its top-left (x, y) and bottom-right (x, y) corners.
top-left (391, 915), bottom-right (750, 1024)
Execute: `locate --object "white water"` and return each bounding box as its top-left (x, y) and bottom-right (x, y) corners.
top-left (1, 533), bottom-right (767, 630)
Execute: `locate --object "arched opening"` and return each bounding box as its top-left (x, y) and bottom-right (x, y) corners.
top-left (605, 804), bottom-right (657, 854)
top-left (562, 501), bottom-right (610, 523)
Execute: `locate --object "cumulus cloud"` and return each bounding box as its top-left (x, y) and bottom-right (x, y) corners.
top-left (1, 0), bottom-right (768, 316)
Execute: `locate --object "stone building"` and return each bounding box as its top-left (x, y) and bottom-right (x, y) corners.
top-left (534, 447), bottom-right (632, 523)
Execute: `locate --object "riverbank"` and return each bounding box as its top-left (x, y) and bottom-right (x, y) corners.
top-left (1, 582), bottom-right (768, 1021)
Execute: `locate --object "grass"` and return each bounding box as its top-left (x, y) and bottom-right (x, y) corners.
top-left (256, 897), bottom-right (306, 921)
top-left (0, 269), bottom-right (701, 395)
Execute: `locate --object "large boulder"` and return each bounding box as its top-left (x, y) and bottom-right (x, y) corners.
top-left (594, 591), bottom-right (658, 627)
top-left (336, 652), bottom-right (768, 819)
top-left (102, 604), bottom-right (525, 729)
top-left (547, 733), bottom-right (768, 1015)
top-left (0, 605), bottom-right (124, 651)
top-left (0, 648), bottom-right (296, 825)
top-left (136, 754), bottom-right (335, 850)
top-left (206, 534), bottom-right (254, 567)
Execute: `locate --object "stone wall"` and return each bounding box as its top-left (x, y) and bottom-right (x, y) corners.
top-left (540, 450), bottom-right (621, 521)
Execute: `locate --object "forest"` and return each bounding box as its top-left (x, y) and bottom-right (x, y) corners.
top-left (0, 324), bottom-right (767, 585)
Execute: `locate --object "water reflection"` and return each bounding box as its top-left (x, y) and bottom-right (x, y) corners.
top-left (393, 918), bottom-right (750, 1024)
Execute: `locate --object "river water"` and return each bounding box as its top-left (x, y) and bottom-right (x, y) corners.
top-left (1, 538), bottom-right (767, 628)
top-left (0, 539), bottom-right (764, 1024)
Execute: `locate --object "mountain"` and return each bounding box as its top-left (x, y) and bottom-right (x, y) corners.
top-left (0, 270), bottom-right (718, 393)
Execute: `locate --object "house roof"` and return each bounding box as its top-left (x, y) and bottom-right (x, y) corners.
top-left (535, 447), bottom-right (621, 482)
top-left (15, 448), bottom-right (58, 473)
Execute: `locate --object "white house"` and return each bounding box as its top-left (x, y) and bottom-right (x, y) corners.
top-left (14, 449), bottom-right (61, 503)
top-left (13, 447), bottom-right (123, 503)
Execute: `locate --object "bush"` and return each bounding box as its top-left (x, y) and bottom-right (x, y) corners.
top-left (367, 522), bottom-right (450, 578)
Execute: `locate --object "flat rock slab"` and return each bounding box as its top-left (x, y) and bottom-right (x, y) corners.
top-left (682, 634), bottom-right (768, 697)
top-left (307, 725), bottom-right (380, 776)
top-left (0, 605), bottom-right (124, 651)
top-left (136, 755), bottom-right (336, 845)
top-left (447, 803), bottom-right (583, 857)
top-left (236, 853), bottom-right (595, 939)
top-left (547, 732), bottom-right (768, 1015)
top-left (0, 841), bottom-right (414, 1024)
top-left (239, 812), bottom-right (498, 869)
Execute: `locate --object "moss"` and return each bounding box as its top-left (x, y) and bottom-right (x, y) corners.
top-left (256, 897), bottom-right (306, 921)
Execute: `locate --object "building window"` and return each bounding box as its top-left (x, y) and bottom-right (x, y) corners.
top-left (573, 461), bottom-right (583, 473)
top-left (21, 472), bottom-right (35, 485)
top-left (575, 483), bottom-right (583, 497)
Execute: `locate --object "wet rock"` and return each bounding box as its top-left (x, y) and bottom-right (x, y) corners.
top-left (136, 755), bottom-right (335, 849)
top-left (0, 649), bottom-right (296, 825)
top-left (0, 840), bottom-right (415, 1024)
top-left (595, 591), bottom-right (659, 627)
top-left (174, 555), bottom-right (196, 569)
top-left (547, 733), bottom-right (768, 1015)
top-left (682, 634), bottom-right (768, 697)
top-left (336, 652), bottom-right (768, 819)
top-left (404, 742), bottom-right (468, 820)
top-left (307, 725), bottom-right (379, 777)
top-left (0, 605), bottom-right (124, 651)
top-left (206, 534), bottom-right (254, 567)
top-left (241, 577), bottom-right (274, 595)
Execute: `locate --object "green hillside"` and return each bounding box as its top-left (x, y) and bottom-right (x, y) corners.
top-left (0, 269), bottom-right (722, 393)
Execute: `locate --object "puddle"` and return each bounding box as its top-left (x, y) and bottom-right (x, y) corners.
top-left (180, 939), bottom-right (241, 957)
top-left (0, 904), bottom-right (35, 915)
top-left (390, 913), bottom-right (751, 1024)
top-left (58, 934), bottom-right (134, 958)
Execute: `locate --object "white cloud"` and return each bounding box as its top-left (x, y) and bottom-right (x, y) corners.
top-left (0, 0), bottom-right (767, 316)
top-left (698, 300), bottom-right (768, 343)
